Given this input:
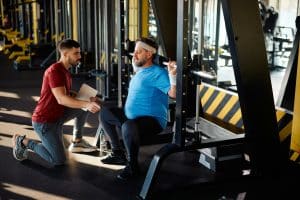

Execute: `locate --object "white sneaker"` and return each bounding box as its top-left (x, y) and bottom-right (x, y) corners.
top-left (68, 139), bottom-right (98, 153)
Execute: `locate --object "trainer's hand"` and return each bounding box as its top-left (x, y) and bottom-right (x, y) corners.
top-left (86, 102), bottom-right (100, 113)
top-left (90, 96), bottom-right (102, 104)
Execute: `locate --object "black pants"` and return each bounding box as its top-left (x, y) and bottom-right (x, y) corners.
top-left (99, 107), bottom-right (163, 164)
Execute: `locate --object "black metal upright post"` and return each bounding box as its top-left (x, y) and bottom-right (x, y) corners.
top-left (150, 0), bottom-right (177, 59)
top-left (27, 3), bottom-right (32, 40)
top-left (174, 0), bottom-right (189, 147)
top-left (221, 0), bottom-right (282, 176)
top-left (79, 0), bottom-right (86, 50)
top-left (49, 0), bottom-right (54, 42)
top-left (20, 0), bottom-right (26, 37)
top-left (117, 0), bottom-right (127, 107)
top-left (94, 0), bottom-right (99, 71)
top-left (104, 0), bottom-right (112, 98)
top-left (276, 17), bottom-right (300, 112)
top-left (138, 1), bottom-right (189, 199)
top-left (61, 0), bottom-right (67, 37)
top-left (188, 0), bottom-right (194, 50)
top-left (86, 0), bottom-right (94, 52)
top-left (213, 0), bottom-right (221, 73)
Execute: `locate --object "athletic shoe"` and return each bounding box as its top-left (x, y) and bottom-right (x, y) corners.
top-left (68, 139), bottom-right (98, 153)
top-left (101, 151), bottom-right (127, 165)
top-left (12, 134), bottom-right (28, 161)
top-left (117, 163), bottom-right (140, 180)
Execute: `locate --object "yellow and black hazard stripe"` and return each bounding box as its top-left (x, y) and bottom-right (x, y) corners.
top-left (276, 109), bottom-right (293, 143)
top-left (276, 109), bottom-right (295, 161)
top-left (199, 83), bottom-right (296, 162)
top-left (199, 83), bottom-right (243, 130)
top-left (290, 151), bottom-right (300, 163)
top-left (277, 108), bottom-right (300, 162)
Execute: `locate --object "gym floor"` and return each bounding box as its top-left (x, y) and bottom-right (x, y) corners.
top-left (1, 52), bottom-right (300, 200)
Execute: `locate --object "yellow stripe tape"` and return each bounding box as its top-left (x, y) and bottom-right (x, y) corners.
top-left (201, 87), bottom-right (215, 106)
top-left (279, 121), bottom-right (292, 142)
top-left (217, 95), bottom-right (238, 119)
top-left (290, 151), bottom-right (299, 161)
top-left (206, 91), bottom-right (226, 115)
top-left (199, 85), bottom-right (293, 139)
top-left (229, 108), bottom-right (242, 125)
top-left (276, 110), bottom-right (285, 122)
top-left (291, 43), bottom-right (300, 153)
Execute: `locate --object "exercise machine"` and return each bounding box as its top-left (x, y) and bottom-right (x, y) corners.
top-left (138, 0), bottom-right (284, 199)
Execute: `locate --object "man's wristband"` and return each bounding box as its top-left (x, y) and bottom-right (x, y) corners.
top-left (169, 74), bottom-right (176, 86)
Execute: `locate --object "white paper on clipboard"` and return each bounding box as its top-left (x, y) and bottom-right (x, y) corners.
top-left (76, 83), bottom-right (98, 110)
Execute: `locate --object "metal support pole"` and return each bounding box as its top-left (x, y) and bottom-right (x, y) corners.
top-left (60, 0), bottom-right (66, 37)
top-left (188, 0), bottom-right (194, 50)
top-left (198, 0), bottom-right (204, 54)
top-left (72, 0), bottom-right (78, 41)
top-left (79, 0), bottom-right (86, 50)
top-left (104, 0), bottom-right (112, 98)
top-left (117, 0), bottom-right (126, 107)
top-left (54, 0), bottom-right (59, 60)
top-left (139, 0), bottom-right (149, 38)
top-left (276, 25), bottom-right (300, 111)
top-left (50, 0), bottom-right (54, 41)
top-left (138, 1), bottom-right (189, 199)
top-left (86, 0), bottom-right (92, 51)
top-left (54, 0), bottom-right (58, 42)
top-left (174, 0), bottom-right (189, 147)
top-left (213, 0), bottom-right (221, 73)
top-left (0, 0), bottom-right (4, 27)
top-left (150, 0), bottom-right (177, 59)
top-left (32, 1), bottom-right (38, 44)
top-left (94, 0), bottom-right (99, 70)
top-left (221, 0), bottom-right (282, 176)
top-left (21, 1), bottom-right (26, 37)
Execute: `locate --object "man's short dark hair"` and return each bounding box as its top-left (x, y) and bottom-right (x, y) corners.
top-left (136, 37), bottom-right (158, 52)
top-left (57, 39), bottom-right (80, 51)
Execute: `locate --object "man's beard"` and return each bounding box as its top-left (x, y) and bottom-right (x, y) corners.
top-left (133, 57), bottom-right (147, 67)
top-left (68, 57), bottom-right (80, 67)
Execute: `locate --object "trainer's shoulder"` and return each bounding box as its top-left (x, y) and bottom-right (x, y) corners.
top-left (45, 62), bottom-right (63, 75)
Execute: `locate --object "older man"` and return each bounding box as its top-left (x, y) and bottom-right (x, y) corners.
top-left (99, 37), bottom-right (176, 180)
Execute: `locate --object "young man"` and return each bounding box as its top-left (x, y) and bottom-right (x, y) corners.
top-left (99, 37), bottom-right (176, 180)
top-left (12, 39), bottom-right (100, 166)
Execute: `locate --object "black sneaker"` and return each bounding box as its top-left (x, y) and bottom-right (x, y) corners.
top-left (101, 152), bottom-right (127, 165)
top-left (117, 163), bottom-right (140, 180)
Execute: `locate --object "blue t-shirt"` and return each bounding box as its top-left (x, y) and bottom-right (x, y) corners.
top-left (125, 65), bottom-right (170, 128)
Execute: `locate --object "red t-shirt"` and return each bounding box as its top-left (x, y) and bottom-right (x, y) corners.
top-left (32, 62), bottom-right (72, 123)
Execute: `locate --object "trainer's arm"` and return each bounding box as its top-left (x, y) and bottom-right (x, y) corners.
top-left (51, 86), bottom-right (100, 113)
